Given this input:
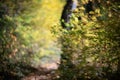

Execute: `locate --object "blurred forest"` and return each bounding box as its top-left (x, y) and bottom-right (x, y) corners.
top-left (0, 0), bottom-right (120, 80)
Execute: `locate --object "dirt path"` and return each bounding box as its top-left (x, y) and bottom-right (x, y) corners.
top-left (21, 63), bottom-right (59, 80)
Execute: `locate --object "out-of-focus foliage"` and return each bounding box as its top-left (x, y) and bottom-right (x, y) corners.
top-left (0, 0), bottom-right (64, 79)
top-left (53, 0), bottom-right (120, 80)
top-left (0, 0), bottom-right (64, 62)
top-left (0, 0), bottom-right (40, 60)
top-left (20, 0), bottom-right (64, 66)
top-left (0, 0), bottom-right (120, 79)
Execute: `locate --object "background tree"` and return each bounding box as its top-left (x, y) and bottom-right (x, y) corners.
top-left (61, 0), bottom-right (78, 29)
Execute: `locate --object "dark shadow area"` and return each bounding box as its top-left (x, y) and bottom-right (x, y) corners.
top-left (0, 61), bottom-right (58, 80)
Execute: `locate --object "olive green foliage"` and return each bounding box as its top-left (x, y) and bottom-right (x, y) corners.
top-left (55, 0), bottom-right (120, 80)
top-left (0, 0), bottom-right (63, 61)
top-left (1, 0), bottom-right (43, 59)
top-left (0, 0), bottom-right (41, 78)
top-left (0, 0), bottom-right (120, 79)
top-left (0, 0), bottom-right (63, 78)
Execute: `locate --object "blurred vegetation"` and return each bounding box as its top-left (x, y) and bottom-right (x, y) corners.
top-left (56, 0), bottom-right (120, 80)
top-left (0, 0), bottom-right (120, 80)
top-left (0, 0), bottom-right (64, 79)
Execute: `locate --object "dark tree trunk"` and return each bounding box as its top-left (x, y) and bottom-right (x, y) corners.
top-left (61, 0), bottom-right (77, 29)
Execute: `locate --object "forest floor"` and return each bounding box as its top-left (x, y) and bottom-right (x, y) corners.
top-left (0, 61), bottom-right (59, 80)
top-left (21, 63), bottom-right (59, 80)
